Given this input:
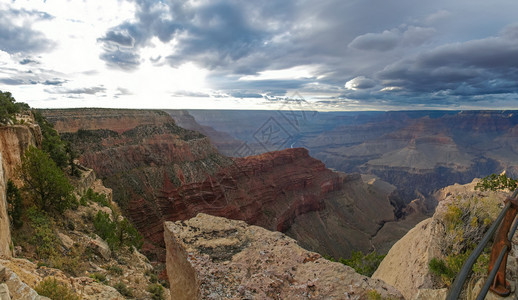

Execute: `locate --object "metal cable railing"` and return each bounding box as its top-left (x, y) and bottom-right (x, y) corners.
top-left (446, 188), bottom-right (518, 300)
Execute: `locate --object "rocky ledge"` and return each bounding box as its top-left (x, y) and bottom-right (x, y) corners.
top-left (164, 213), bottom-right (403, 300)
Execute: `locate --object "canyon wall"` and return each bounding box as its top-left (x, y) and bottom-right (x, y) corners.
top-left (0, 124), bottom-right (41, 256)
top-left (164, 213), bottom-right (403, 299)
top-left (186, 110), bottom-right (518, 214)
top-left (41, 108), bottom-right (173, 134)
top-left (43, 109), bottom-right (408, 262)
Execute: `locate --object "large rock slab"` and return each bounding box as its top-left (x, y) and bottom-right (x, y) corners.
top-left (164, 213), bottom-right (403, 300)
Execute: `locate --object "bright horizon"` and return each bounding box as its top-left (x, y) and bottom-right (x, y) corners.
top-left (1, 1), bottom-right (518, 111)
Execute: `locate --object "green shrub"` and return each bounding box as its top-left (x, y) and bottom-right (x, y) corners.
top-left (90, 272), bottom-right (107, 283)
top-left (6, 180), bottom-right (23, 228)
top-left (114, 282), bottom-right (133, 297)
top-left (147, 283), bottom-right (164, 300)
top-left (35, 277), bottom-right (80, 300)
top-left (93, 211), bottom-right (143, 251)
top-left (82, 188), bottom-right (110, 207)
top-left (475, 173), bottom-right (517, 192)
top-left (367, 290), bottom-right (382, 300)
top-left (0, 91), bottom-right (28, 124)
top-left (339, 251), bottom-right (385, 277)
top-left (27, 207), bottom-right (58, 259)
top-left (19, 146), bottom-right (74, 214)
top-left (429, 192), bottom-right (501, 286)
top-left (33, 110), bottom-right (69, 169)
top-left (107, 265), bottom-right (124, 275)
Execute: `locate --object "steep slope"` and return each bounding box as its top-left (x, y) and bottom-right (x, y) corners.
top-left (164, 213), bottom-right (403, 299)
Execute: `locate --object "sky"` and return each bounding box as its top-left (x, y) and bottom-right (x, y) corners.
top-left (1, 0), bottom-right (518, 111)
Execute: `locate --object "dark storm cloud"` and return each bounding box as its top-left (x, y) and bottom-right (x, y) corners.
top-left (98, 0), bottom-right (295, 71)
top-left (98, 31), bottom-right (135, 47)
top-left (377, 25), bottom-right (518, 98)
top-left (99, 49), bottom-right (141, 71)
top-left (42, 79), bottom-right (66, 86)
top-left (0, 7), bottom-right (54, 54)
top-left (97, 0), bottom-right (518, 108)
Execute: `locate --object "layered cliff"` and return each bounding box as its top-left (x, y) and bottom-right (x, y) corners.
top-left (42, 109), bottom-right (233, 211)
top-left (0, 123), bottom-right (41, 257)
top-left (129, 147), bottom-right (407, 260)
top-left (40, 108), bottom-right (173, 134)
top-left (164, 213), bottom-right (403, 299)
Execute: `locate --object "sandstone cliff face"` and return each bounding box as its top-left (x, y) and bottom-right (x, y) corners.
top-left (164, 213), bottom-right (403, 299)
top-left (0, 124), bottom-right (41, 257)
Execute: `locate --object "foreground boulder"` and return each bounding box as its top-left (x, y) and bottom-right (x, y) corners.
top-left (164, 213), bottom-right (403, 299)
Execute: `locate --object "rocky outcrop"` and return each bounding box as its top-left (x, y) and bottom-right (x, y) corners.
top-left (0, 263), bottom-right (49, 300)
top-left (164, 213), bottom-right (403, 299)
top-left (0, 124), bottom-right (41, 257)
top-left (372, 179), bottom-right (515, 299)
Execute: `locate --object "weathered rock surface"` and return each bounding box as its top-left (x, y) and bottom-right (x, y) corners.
top-left (164, 213), bottom-right (403, 300)
top-left (0, 124), bottom-right (41, 257)
top-left (0, 263), bottom-right (49, 300)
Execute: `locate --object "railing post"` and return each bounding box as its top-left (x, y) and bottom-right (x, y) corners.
top-left (488, 197), bottom-right (518, 296)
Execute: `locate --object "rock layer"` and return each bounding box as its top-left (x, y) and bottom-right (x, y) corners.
top-left (131, 148), bottom-right (402, 260)
top-left (164, 213), bottom-right (403, 300)
top-left (40, 108), bottom-right (173, 134)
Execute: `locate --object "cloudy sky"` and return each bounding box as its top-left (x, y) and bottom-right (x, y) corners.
top-left (1, 0), bottom-right (518, 110)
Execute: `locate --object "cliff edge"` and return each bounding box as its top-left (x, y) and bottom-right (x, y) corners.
top-left (164, 213), bottom-right (403, 299)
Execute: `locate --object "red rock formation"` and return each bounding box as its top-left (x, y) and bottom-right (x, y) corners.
top-left (128, 148), bottom-right (343, 255)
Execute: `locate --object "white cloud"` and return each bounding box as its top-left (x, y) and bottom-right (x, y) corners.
top-left (345, 76), bottom-right (376, 90)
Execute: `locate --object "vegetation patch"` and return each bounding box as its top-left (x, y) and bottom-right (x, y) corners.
top-left (323, 250), bottom-right (385, 277)
top-left (35, 277), bottom-right (80, 300)
top-left (429, 175), bottom-right (505, 286)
